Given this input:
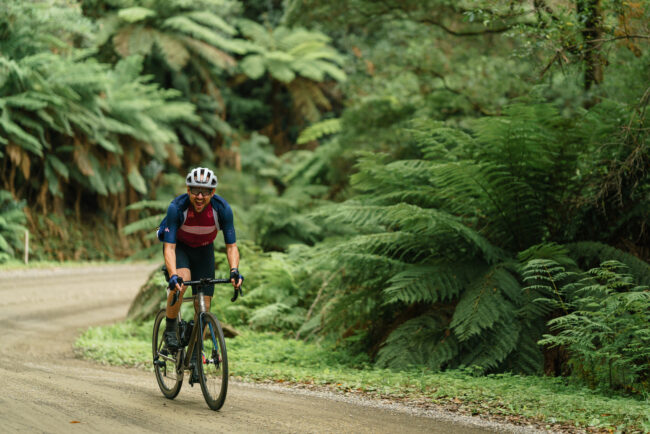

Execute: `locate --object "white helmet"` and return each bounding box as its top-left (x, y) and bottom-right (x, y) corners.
top-left (186, 167), bottom-right (218, 188)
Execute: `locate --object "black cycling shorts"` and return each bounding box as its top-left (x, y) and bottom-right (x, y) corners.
top-left (166, 242), bottom-right (215, 297)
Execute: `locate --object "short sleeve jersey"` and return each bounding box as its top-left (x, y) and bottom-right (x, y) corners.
top-left (160, 194), bottom-right (236, 247)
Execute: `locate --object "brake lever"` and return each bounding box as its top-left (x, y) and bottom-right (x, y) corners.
top-left (230, 286), bottom-right (243, 302)
top-left (230, 275), bottom-right (244, 302)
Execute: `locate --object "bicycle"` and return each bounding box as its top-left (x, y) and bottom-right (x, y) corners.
top-left (152, 274), bottom-right (242, 411)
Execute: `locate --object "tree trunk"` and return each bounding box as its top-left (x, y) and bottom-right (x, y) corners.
top-left (577, 0), bottom-right (604, 106)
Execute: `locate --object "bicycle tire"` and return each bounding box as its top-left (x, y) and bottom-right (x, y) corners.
top-left (152, 309), bottom-right (183, 399)
top-left (197, 312), bottom-right (228, 410)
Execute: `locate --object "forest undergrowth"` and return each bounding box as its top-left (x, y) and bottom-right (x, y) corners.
top-left (75, 322), bottom-right (649, 433)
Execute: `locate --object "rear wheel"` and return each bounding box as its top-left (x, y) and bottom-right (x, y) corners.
top-left (152, 309), bottom-right (183, 399)
top-left (198, 312), bottom-right (228, 410)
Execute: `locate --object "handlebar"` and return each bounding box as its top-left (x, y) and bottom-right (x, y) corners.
top-left (170, 277), bottom-right (244, 305)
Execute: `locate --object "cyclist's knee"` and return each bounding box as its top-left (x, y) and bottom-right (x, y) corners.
top-left (177, 268), bottom-right (191, 281)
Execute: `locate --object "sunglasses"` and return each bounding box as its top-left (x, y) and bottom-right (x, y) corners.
top-left (189, 187), bottom-right (213, 197)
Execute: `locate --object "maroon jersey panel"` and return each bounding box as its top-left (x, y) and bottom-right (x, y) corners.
top-left (176, 205), bottom-right (219, 247)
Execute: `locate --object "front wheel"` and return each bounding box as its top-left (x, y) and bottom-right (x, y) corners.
top-left (152, 309), bottom-right (183, 399)
top-left (197, 312), bottom-right (228, 410)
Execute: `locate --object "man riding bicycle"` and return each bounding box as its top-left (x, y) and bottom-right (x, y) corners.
top-left (158, 167), bottom-right (243, 374)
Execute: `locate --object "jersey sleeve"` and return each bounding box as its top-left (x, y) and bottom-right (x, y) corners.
top-left (218, 200), bottom-right (237, 245)
top-left (162, 202), bottom-right (181, 244)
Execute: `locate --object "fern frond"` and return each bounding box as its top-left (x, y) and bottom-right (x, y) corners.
top-left (154, 32), bottom-right (190, 70)
top-left (236, 18), bottom-right (270, 47)
top-left (117, 7), bottom-right (156, 23)
top-left (503, 331), bottom-right (544, 374)
top-left (460, 317), bottom-right (521, 371)
top-left (567, 241), bottom-right (650, 286)
top-left (297, 118), bottom-right (341, 144)
top-left (125, 200), bottom-right (168, 211)
top-left (450, 266), bottom-right (519, 341)
top-left (182, 36), bottom-right (235, 69)
top-left (431, 161), bottom-right (543, 249)
top-left (383, 262), bottom-right (484, 304)
top-left (240, 53), bottom-right (266, 79)
top-left (163, 16), bottom-right (247, 54)
top-left (182, 11), bottom-right (236, 35)
top-left (376, 313), bottom-right (458, 370)
top-left (122, 214), bottom-right (164, 235)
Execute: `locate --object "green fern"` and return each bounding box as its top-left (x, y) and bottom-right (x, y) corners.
top-left (295, 107), bottom-right (624, 374)
top-left (537, 261), bottom-right (650, 395)
top-left (376, 314), bottom-right (458, 370)
top-left (460, 317), bottom-right (521, 371)
top-left (383, 263), bottom-right (481, 304)
top-left (250, 185), bottom-right (328, 251)
top-left (296, 118), bottom-right (341, 144)
top-left (236, 19), bottom-right (346, 123)
top-left (567, 241), bottom-right (650, 286)
top-left (0, 190), bottom-right (27, 263)
top-left (450, 267), bottom-right (520, 341)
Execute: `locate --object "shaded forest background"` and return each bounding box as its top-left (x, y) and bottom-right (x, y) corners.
top-left (1, 0), bottom-right (648, 396)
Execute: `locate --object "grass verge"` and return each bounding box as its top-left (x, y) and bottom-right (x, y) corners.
top-left (0, 259), bottom-right (157, 271)
top-left (75, 321), bottom-right (649, 433)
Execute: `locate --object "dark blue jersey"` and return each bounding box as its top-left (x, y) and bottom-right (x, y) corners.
top-left (157, 194), bottom-right (236, 245)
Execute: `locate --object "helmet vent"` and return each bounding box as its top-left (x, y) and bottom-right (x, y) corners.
top-left (186, 167), bottom-right (218, 189)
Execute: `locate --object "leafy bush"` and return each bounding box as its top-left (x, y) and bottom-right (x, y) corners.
top-left (0, 190), bottom-right (26, 263)
top-left (283, 101), bottom-right (650, 383)
top-left (530, 260), bottom-right (650, 396)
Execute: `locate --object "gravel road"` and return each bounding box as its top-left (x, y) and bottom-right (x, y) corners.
top-left (0, 264), bottom-right (544, 433)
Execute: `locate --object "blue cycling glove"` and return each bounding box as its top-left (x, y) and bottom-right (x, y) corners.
top-left (168, 274), bottom-right (183, 290)
top-left (230, 268), bottom-right (244, 287)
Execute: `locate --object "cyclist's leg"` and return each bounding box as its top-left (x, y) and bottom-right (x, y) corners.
top-left (165, 267), bottom-right (190, 318)
top-left (188, 243), bottom-right (215, 312)
top-left (165, 242), bottom-right (192, 320)
top-left (185, 243), bottom-right (214, 382)
top-left (164, 243), bottom-right (192, 349)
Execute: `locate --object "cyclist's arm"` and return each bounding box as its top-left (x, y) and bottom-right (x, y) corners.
top-left (226, 243), bottom-right (239, 270)
top-left (163, 242), bottom-right (178, 278)
top-left (217, 198), bottom-right (239, 270)
top-left (162, 201), bottom-right (182, 281)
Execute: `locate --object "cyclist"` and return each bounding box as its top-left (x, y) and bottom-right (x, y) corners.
top-left (157, 167), bottom-right (243, 379)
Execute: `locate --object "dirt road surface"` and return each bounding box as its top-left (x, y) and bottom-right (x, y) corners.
top-left (0, 265), bottom-right (534, 433)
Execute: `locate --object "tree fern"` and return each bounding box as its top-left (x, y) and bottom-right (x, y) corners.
top-left (450, 266), bottom-right (520, 341)
top-left (88, 0), bottom-right (248, 161)
top-left (294, 108), bottom-right (632, 375)
top-left (537, 261), bottom-right (650, 395)
top-left (283, 139), bottom-right (343, 186)
top-left (0, 190), bottom-right (26, 263)
top-left (236, 19), bottom-right (346, 124)
top-left (376, 314), bottom-right (458, 370)
top-left (0, 0), bottom-right (94, 59)
top-left (250, 184), bottom-right (328, 251)
top-left (1, 50), bottom-right (192, 209)
top-left (460, 317), bottom-right (521, 372)
top-left (383, 263), bottom-right (481, 304)
top-left (502, 331), bottom-right (545, 375)
top-left (248, 302), bottom-right (307, 330)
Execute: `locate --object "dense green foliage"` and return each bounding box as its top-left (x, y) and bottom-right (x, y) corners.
top-left (531, 260), bottom-right (650, 395)
top-left (0, 190), bottom-right (26, 261)
top-left (2, 0), bottom-right (649, 400)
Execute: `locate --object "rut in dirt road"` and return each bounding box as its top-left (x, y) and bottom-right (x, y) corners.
top-left (0, 265), bottom-right (533, 433)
